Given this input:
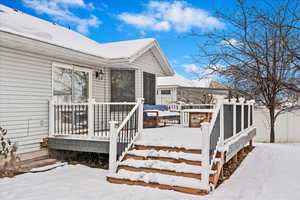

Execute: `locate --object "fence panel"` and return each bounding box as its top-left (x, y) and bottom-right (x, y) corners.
top-left (224, 104), bottom-right (234, 140)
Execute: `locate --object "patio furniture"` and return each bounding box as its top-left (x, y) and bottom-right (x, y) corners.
top-left (143, 104), bottom-right (180, 127)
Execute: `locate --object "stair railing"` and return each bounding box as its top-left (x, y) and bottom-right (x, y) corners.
top-left (109, 98), bottom-right (144, 172)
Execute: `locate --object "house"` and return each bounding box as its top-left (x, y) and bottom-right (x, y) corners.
top-left (0, 5), bottom-right (257, 196)
top-left (156, 73), bottom-right (244, 105)
top-left (0, 5), bottom-right (173, 154)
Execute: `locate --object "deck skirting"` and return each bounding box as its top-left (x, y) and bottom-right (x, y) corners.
top-left (48, 138), bottom-right (110, 154)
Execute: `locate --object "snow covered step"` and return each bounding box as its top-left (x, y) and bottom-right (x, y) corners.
top-left (125, 149), bottom-right (202, 165)
top-left (120, 159), bottom-right (202, 174)
top-left (119, 159), bottom-right (202, 179)
top-left (132, 144), bottom-right (202, 154)
top-left (107, 170), bottom-right (208, 195)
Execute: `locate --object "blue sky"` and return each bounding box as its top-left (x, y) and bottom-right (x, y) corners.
top-left (1, 0), bottom-right (233, 79)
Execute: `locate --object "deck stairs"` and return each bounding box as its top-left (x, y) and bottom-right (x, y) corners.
top-left (107, 142), bottom-right (223, 195)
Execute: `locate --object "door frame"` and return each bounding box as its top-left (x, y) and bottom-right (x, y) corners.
top-left (51, 62), bottom-right (93, 102)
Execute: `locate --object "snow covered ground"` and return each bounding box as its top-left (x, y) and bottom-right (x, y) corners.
top-left (1, 143), bottom-right (300, 200)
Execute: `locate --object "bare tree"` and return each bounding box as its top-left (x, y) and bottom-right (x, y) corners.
top-left (193, 0), bottom-right (300, 142)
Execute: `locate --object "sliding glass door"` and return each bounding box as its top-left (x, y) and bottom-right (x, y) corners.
top-left (53, 64), bottom-right (91, 103)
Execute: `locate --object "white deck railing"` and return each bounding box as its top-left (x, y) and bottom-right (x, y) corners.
top-left (48, 98), bottom-right (144, 172)
top-left (200, 98), bottom-right (255, 191)
top-left (49, 99), bottom-right (141, 139)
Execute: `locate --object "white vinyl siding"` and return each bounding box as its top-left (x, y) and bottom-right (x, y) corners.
top-left (131, 49), bottom-right (163, 101)
top-left (0, 47), bottom-right (109, 153)
top-left (0, 47), bottom-right (52, 153)
top-left (92, 68), bottom-right (111, 102)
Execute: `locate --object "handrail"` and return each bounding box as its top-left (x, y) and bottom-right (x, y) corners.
top-left (108, 98), bottom-right (144, 172)
top-left (117, 103), bottom-right (139, 133)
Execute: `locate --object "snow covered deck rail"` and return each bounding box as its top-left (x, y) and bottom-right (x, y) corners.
top-left (200, 98), bottom-right (255, 190)
top-left (168, 103), bottom-right (215, 112)
top-left (207, 98), bottom-right (255, 165)
top-left (48, 99), bottom-right (143, 140)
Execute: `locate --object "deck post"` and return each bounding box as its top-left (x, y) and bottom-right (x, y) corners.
top-left (109, 121), bottom-right (118, 173)
top-left (248, 101), bottom-right (251, 129)
top-left (232, 99), bottom-right (237, 136)
top-left (88, 98), bottom-right (95, 138)
top-left (137, 98), bottom-right (144, 134)
top-left (48, 97), bottom-right (56, 137)
top-left (201, 122), bottom-right (211, 191)
top-left (240, 98), bottom-right (245, 133)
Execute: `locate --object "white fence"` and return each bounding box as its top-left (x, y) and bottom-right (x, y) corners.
top-left (254, 109), bottom-right (300, 142)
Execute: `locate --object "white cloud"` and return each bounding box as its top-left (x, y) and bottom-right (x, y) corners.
top-left (183, 55), bottom-right (191, 59)
top-left (183, 64), bottom-right (204, 74)
top-left (182, 63), bottom-right (224, 79)
top-left (221, 38), bottom-right (240, 46)
top-left (22, 0), bottom-right (100, 34)
top-left (118, 1), bottom-right (224, 32)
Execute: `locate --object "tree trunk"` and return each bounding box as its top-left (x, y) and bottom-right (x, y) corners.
top-left (269, 107), bottom-right (276, 143)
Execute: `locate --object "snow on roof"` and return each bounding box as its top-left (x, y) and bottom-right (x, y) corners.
top-left (97, 38), bottom-right (155, 59)
top-left (0, 5), bottom-right (104, 58)
top-left (157, 74), bottom-right (195, 87)
top-left (0, 5), bottom-right (155, 60)
top-left (157, 73), bottom-right (212, 88)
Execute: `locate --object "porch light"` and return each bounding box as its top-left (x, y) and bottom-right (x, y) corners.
top-left (95, 69), bottom-right (105, 80)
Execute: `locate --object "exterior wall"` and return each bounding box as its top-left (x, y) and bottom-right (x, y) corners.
top-left (132, 49), bottom-right (165, 75)
top-left (0, 47), bottom-right (52, 153)
top-left (92, 68), bottom-right (111, 102)
top-left (156, 87), bottom-right (177, 105)
top-left (131, 49), bottom-right (163, 101)
top-left (254, 109), bottom-right (300, 142)
top-left (0, 47), bottom-right (110, 153)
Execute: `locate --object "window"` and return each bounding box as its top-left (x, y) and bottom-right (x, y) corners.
top-left (161, 89), bottom-right (171, 95)
top-left (143, 72), bottom-right (156, 105)
top-left (111, 70), bottom-right (135, 102)
top-left (53, 63), bottom-right (91, 103)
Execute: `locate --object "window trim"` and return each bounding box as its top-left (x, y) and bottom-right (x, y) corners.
top-left (51, 62), bottom-right (93, 102)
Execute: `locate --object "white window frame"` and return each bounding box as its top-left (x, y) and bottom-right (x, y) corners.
top-left (52, 62), bottom-right (93, 102)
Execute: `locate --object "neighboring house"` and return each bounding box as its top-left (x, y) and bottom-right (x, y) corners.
top-left (156, 74), bottom-right (237, 105)
top-left (0, 5), bottom-right (173, 154)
